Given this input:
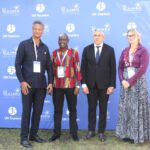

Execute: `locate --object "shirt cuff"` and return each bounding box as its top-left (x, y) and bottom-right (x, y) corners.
top-left (82, 84), bottom-right (87, 88)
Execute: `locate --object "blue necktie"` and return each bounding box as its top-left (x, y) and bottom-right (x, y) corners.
top-left (96, 46), bottom-right (100, 63)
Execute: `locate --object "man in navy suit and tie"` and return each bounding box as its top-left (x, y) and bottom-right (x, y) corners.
top-left (15, 21), bottom-right (53, 148)
top-left (81, 29), bottom-right (116, 141)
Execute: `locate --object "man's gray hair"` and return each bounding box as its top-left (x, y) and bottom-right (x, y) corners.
top-left (32, 20), bottom-right (44, 28)
top-left (93, 28), bottom-right (104, 35)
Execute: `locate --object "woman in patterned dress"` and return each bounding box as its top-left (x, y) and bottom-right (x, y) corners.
top-left (116, 28), bottom-right (150, 144)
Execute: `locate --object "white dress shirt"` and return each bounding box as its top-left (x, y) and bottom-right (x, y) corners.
top-left (94, 43), bottom-right (103, 57)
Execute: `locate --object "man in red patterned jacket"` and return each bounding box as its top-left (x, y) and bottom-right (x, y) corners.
top-left (49, 33), bottom-right (81, 141)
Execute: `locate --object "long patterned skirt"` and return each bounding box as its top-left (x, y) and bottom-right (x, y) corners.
top-left (116, 70), bottom-right (150, 143)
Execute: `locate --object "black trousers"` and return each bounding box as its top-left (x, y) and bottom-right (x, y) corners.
top-left (87, 86), bottom-right (109, 133)
top-left (53, 88), bottom-right (78, 136)
top-left (21, 88), bottom-right (46, 140)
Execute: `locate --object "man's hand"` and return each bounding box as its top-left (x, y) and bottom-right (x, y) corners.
top-left (47, 84), bottom-right (53, 95)
top-left (82, 87), bottom-right (89, 94)
top-left (122, 80), bottom-right (130, 89)
top-left (74, 87), bottom-right (80, 96)
top-left (107, 87), bottom-right (114, 95)
top-left (21, 81), bottom-right (31, 95)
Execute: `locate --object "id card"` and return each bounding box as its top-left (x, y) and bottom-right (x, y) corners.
top-left (33, 61), bottom-right (41, 73)
top-left (127, 67), bottom-right (135, 78)
top-left (57, 66), bottom-right (65, 78)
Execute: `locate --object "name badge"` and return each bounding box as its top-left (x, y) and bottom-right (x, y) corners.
top-left (33, 61), bottom-right (41, 73)
top-left (57, 66), bottom-right (65, 78)
top-left (127, 67), bottom-right (135, 78)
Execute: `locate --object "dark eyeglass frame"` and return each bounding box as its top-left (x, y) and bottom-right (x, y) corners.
top-left (127, 34), bottom-right (136, 38)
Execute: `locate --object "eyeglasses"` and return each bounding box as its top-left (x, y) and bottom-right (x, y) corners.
top-left (127, 34), bottom-right (136, 38)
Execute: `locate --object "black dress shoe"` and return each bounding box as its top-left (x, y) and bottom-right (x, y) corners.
top-left (123, 138), bottom-right (134, 144)
top-left (84, 131), bottom-right (95, 139)
top-left (98, 133), bottom-right (106, 142)
top-left (29, 135), bottom-right (46, 143)
top-left (72, 134), bottom-right (79, 141)
top-left (122, 138), bottom-right (131, 142)
top-left (20, 140), bottom-right (32, 148)
top-left (49, 134), bottom-right (60, 142)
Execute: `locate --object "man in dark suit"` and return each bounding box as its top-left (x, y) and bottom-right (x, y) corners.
top-left (15, 21), bottom-right (53, 148)
top-left (81, 29), bottom-right (116, 141)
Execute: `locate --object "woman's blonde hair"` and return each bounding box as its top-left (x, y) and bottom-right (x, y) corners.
top-left (127, 28), bottom-right (142, 44)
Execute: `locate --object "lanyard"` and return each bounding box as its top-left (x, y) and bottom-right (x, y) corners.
top-left (57, 50), bottom-right (68, 65)
top-left (33, 39), bottom-right (38, 60)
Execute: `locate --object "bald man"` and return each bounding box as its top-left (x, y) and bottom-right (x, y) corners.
top-left (50, 33), bottom-right (81, 141)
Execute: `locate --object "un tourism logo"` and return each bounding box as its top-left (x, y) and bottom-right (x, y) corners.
top-left (7, 66), bottom-right (16, 75)
top-left (36, 3), bottom-right (45, 13)
top-left (61, 4), bottom-right (80, 15)
top-left (1, 5), bottom-right (20, 16)
top-left (66, 23), bottom-right (75, 33)
top-left (92, 2), bottom-right (110, 16)
top-left (7, 24), bottom-right (16, 34)
top-left (127, 22), bottom-right (137, 30)
top-left (3, 24), bottom-right (20, 38)
top-left (122, 2), bottom-right (142, 13)
top-left (32, 3), bottom-right (49, 17)
top-left (41, 110), bottom-right (51, 120)
top-left (8, 107), bottom-right (17, 116)
top-left (96, 2), bottom-right (106, 12)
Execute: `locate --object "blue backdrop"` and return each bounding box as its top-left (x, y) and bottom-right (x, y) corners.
top-left (0, 0), bottom-right (150, 130)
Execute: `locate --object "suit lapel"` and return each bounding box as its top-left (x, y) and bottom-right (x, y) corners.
top-left (90, 44), bottom-right (96, 63)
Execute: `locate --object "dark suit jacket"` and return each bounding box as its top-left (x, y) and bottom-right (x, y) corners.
top-left (81, 43), bottom-right (116, 89)
top-left (15, 38), bottom-right (53, 88)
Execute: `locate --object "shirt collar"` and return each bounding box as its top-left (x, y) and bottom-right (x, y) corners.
top-left (29, 37), bottom-right (44, 46)
top-left (94, 42), bottom-right (103, 48)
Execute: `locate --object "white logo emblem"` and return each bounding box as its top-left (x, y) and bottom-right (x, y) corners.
top-left (74, 4), bottom-right (79, 9)
top-left (44, 111), bottom-right (50, 115)
top-left (66, 23), bottom-right (75, 33)
top-left (127, 22), bottom-right (137, 30)
top-left (8, 107), bottom-right (17, 116)
top-left (14, 5), bottom-right (20, 11)
top-left (107, 111), bottom-right (110, 120)
top-left (15, 88), bottom-right (20, 93)
top-left (135, 3), bottom-right (141, 10)
top-left (44, 24), bottom-right (50, 33)
top-left (36, 3), bottom-right (45, 13)
top-left (66, 110), bottom-right (69, 116)
top-left (7, 24), bottom-right (16, 33)
top-left (7, 66), bottom-right (16, 75)
top-left (96, 2), bottom-right (106, 12)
